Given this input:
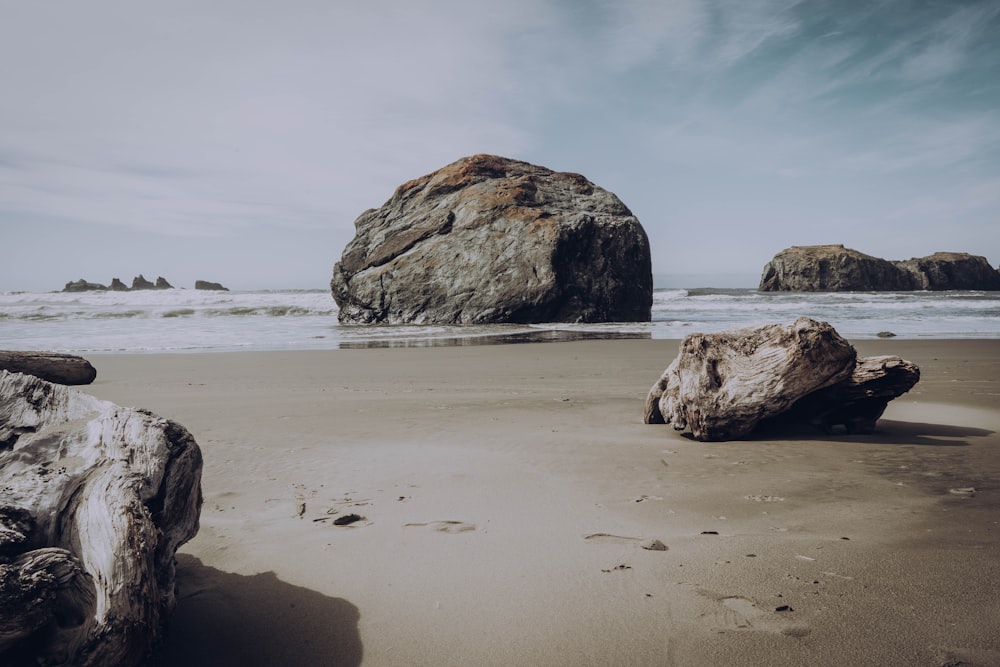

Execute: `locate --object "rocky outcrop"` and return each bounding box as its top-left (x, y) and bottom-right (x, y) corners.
top-left (644, 318), bottom-right (919, 441)
top-left (760, 245), bottom-right (1000, 291)
top-left (331, 154), bottom-right (653, 324)
top-left (195, 280), bottom-right (229, 291)
top-left (154, 276), bottom-right (173, 289)
top-left (109, 277), bottom-right (129, 291)
top-left (131, 274), bottom-right (156, 290)
top-left (0, 371), bottom-right (203, 666)
top-left (0, 351), bottom-right (97, 385)
top-left (894, 252), bottom-right (1000, 290)
top-left (62, 279), bottom-right (107, 292)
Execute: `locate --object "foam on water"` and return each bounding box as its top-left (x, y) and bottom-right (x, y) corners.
top-left (1, 287), bottom-right (998, 353)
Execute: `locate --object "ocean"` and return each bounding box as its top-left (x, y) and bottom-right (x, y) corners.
top-left (1, 285), bottom-right (999, 353)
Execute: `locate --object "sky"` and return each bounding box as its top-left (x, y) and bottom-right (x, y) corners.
top-left (2, 0), bottom-right (999, 292)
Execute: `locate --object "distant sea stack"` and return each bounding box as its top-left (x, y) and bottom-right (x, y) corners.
top-left (195, 280), bottom-right (229, 291)
top-left (331, 154), bottom-right (653, 324)
top-left (60, 276), bottom-right (222, 292)
top-left (759, 245), bottom-right (1000, 291)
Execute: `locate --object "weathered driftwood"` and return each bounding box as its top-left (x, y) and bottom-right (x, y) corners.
top-left (644, 318), bottom-right (858, 441)
top-left (775, 355), bottom-right (921, 434)
top-left (0, 370), bottom-right (202, 666)
top-left (0, 351), bottom-right (97, 386)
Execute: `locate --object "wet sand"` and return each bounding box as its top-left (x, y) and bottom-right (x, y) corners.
top-left (82, 339), bottom-right (1000, 667)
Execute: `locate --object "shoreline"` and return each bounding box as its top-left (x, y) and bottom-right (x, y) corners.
top-left (80, 339), bottom-right (1000, 666)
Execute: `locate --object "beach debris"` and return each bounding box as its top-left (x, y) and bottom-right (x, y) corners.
top-left (701, 531), bottom-right (720, 535)
top-left (644, 317), bottom-right (920, 440)
top-left (0, 350), bottom-right (97, 385)
top-left (745, 495), bottom-right (785, 502)
top-left (296, 502), bottom-right (306, 518)
top-left (601, 564), bottom-right (632, 573)
top-left (775, 605), bottom-right (794, 612)
top-left (404, 520), bottom-right (476, 533)
top-left (949, 487), bottom-right (977, 497)
top-left (640, 539), bottom-right (669, 551)
top-left (333, 513), bottom-right (365, 526)
top-left (0, 370), bottom-right (202, 666)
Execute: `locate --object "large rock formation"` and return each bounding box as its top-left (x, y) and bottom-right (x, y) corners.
top-left (0, 371), bottom-right (202, 666)
top-left (331, 154), bottom-right (653, 324)
top-left (760, 245), bottom-right (1000, 291)
top-left (644, 317), bottom-right (919, 441)
top-left (0, 351), bottom-right (97, 385)
top-left (893, 252), bottom-right (1000, 290)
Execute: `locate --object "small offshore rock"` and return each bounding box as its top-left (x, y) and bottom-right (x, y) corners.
top-left (63, 279), bottom-right (107, 292)
top-left (195, 280), bottom-right (229, 291)
top-left (876, 331), bottom-right (897, 338)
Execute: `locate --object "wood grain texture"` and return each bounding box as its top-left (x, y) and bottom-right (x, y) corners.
top-left (0, 371), bottom-right (202, 666)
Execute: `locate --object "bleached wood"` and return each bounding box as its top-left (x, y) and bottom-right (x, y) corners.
top-left (0, 351), bottom-right (97, 385)
top-left (0, 370), bottom-right (202, 666)
top-left (644, 318), bottom-right (858, 441)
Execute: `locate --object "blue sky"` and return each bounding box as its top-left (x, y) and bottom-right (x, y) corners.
top-left (2, 0), bottom-right (999, 291)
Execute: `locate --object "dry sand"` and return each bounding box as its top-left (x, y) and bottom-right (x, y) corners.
top-left (82, 339), bottom-right (1000, 667)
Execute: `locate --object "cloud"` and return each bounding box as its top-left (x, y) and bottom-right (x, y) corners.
top-left (1, 0), bottom-right (998, 290)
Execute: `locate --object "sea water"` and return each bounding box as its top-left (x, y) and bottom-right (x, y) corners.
top-left (1, 286), bottom-right (998, 353)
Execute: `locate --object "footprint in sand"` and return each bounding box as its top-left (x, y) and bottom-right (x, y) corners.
top-left (698, 590), bottom-right (811, 638)
top-left (404, 520), bottom-right (477, 533)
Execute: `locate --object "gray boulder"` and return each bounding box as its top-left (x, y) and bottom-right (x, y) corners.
top-left (760, 245), bottom-right (1000, 291)
top-left (331, 154), bottom-right (653, 324)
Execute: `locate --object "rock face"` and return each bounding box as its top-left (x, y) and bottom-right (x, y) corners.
top-left (644, 317), bottom-right (919, 441)
top-left (893, 252), bottom-right (1000, 290)
top-left (109, 277), bottom-right (129, 291)
top-left (195, 280), bottom-right (229, 291)
top-left (0, 351), bottom-right (97, 385)
top-left (0, 371), bottom-right (202, 666)
top-left (154, 276), bottom-right (173, 289)
top-left (331, 154), bottom-right (653, 324)
top-left (760, 245), bottom-right (1000, 291)
top-left (131, 274), bottom-right (156, 290)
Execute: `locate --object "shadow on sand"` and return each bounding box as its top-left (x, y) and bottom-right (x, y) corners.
top-left (158, 554), bottom-right (362, 667)
top-left (751, 419), bottom-right (993, 447)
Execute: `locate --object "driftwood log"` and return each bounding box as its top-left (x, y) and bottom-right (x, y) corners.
top-left (776, 355), bottom-right (920, 434)
top-left (644, 317), bottom-right (919, 441)
top-left (0, 370), bottom-right (202, 666)
top-left (0, 351), bottom-right (97, 386)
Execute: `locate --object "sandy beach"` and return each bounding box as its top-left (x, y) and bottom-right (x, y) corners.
top-left (80, 339), bottom-right (1000, 667)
